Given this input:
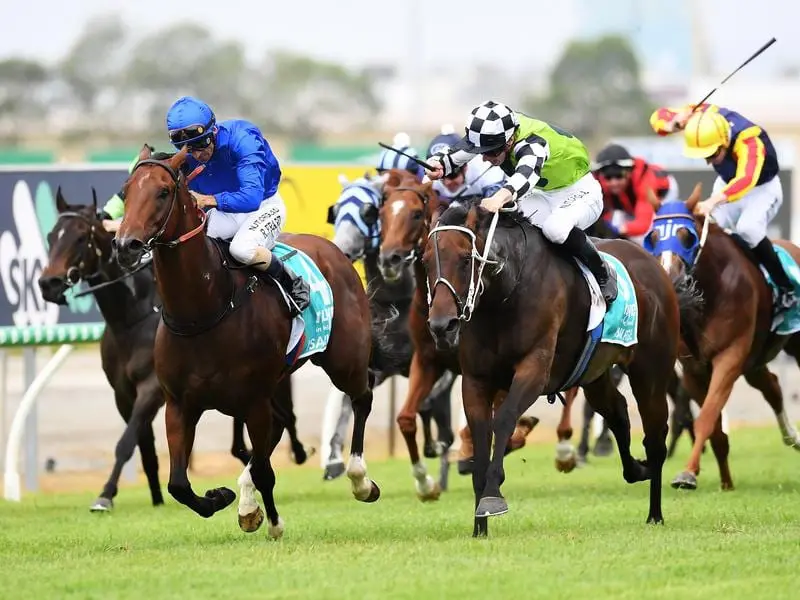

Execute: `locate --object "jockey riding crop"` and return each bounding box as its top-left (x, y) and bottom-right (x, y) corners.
top-left (378, 142), bottom-right (435, 171)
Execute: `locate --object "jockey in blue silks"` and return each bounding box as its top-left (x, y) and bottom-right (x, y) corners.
top-left (376, 132), bottom-right (425, 181)
top-left (165, 96), bottom-right (309, 316)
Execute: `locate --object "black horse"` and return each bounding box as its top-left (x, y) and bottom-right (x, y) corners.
top-left (38, 183), bottom-right (308, 512)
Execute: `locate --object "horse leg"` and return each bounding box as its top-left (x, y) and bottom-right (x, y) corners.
top-left (419, 398), bottom-right (437, 459)
top-left (345, 387), bottom-right (381, 503)
top-left (91, 382), bottom-right (162, 512)
top-left (238, 400), bottom-right (285, 539)
top-left (476, 353), bottom-right (549, 520)
top-left (397, 352), bottom-right (445, 501)
top-left (627, 357), bottom-right (670, 525)
top-left (595, 366), bottom-right (623, 457)
top-left (577, 397), bottom-right (594, 463)
top-left (582, 372), bottom-right (646, 484)
top-left (322, 391), bottom-right (352, 480)
top-left (674, 352), bottom-right (742, 491)
top-left (745, 365), bottom-right (800, 450)
top-left (271, 375), bottom-right (310, 465)
top-left (555, 387), bottom-right (578, 473)
top-left (165, 397), bottom-right (235, 517)
top-left (231, 418), bottom-right (251, 466)
top-left (666, 368), bottom-right (696, 458)
top-left (428, 371), bottom-right (456, 492)
top-left (462, 375), bottom-right (495, 538)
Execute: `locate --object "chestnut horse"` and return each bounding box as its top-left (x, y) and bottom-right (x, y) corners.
top-left (38, 185), bottom-right (309, 512)
top-left (645, 183), bottom-right (800, 490)
top-left (425, 203), bottom-right (692, 536)
top-left (114, 146), bottom-right (381, 537)
top-left (378, 178), bottom-right (537, 501)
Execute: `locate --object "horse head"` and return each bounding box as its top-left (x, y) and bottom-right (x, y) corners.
top-left (378, 179), bottom-right (440, 282)
top-left (423, 204), bottom-right (507, 350)
top-left (38, 186), bottom-right (111, 305)
top-left (115, 145), bottom-right (202, 269)
top-left (327, 174), bottom-right (386, 261)
top-left (643, 182), bottom-right (703, 280)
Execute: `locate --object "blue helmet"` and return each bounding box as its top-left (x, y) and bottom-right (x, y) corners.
top-left (427, 133), bottom-right (461, 158)
top-left (166, 96), bottom-right (216, 149)
top-left (376, 132), bottom-right (422, 179)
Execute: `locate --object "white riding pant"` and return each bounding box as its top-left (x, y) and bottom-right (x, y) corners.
top-left (517, 172), bottom-right (603, 244)
top-left (206, 194), bottom-right (286, 264)
top-left (710, 175), bottom-right (783, 248)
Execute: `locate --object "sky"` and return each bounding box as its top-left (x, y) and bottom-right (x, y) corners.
top-left (2, 0), bottom-right (798, 78)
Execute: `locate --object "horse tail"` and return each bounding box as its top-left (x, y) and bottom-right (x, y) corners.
top-left (368, 304), bottom-right (405, 379)
top-left (673, 273), bottom-right (704, 355)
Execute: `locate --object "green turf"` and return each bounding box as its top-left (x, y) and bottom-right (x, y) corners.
top-left (1, 427), bottom-right (798, 600)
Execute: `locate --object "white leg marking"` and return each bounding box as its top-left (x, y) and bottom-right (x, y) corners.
top-left (237, 463), bottom-right (259, 517)
top-left (777, 409), bottom-right (800, 448)
top-left (346, 453), bottom-right (372, 500)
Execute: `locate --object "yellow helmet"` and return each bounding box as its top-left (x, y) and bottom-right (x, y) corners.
top-left (683, 111), bottom-right (731, 159)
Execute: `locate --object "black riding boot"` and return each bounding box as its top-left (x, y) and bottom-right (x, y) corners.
top-left (266, 259), bottom-right (311, 316)
top-left (752, 237), bottom-right (798, 311)
top-left (563, 227), bottom-right (618, 306)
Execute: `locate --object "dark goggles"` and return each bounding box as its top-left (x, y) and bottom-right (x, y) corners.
top-left (600, 166), bottom-right (630, 180)
top-left (169, 123), bottom-right (214, 149)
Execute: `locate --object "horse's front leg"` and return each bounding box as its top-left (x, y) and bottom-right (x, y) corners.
top-left (462, 375), bottom-right (495, 538)
top-left (165, 397), bottom-right (235, 518)
top-left (477, 349), bottom-right (551, 519)
top-left (397, 351), bottom-right (445, 501)
top-left (555, 387), bottom-right (579, 473)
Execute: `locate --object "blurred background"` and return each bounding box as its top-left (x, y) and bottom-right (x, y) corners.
top-left (2, 0), bottom-right (800, 491)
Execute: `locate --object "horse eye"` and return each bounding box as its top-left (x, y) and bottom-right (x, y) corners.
top-left (159, 187), bottom-right (170, 199)
top-left (411, 209), bottom-right (423, 220)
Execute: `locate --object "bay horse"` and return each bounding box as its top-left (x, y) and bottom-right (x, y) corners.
top-left (378, 178), bottom-right (538, 501)
top-left (645, 183), bottom-right (800, 490)
top-left (324, 170), bottom-right (456, 487)
top-left (37, 182), bottom-right (308, 512)
top-left (113, 146), bottom-right (381, 537)
top-left (425, 202), bottom-right (692, 536)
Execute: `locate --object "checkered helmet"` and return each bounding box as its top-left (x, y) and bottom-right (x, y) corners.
top-left (462, 100), bottom-right (518, 153)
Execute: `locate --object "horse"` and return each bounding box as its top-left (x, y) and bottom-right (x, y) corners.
top-left (37, 183), bottom-right (309, 512)
top-left (113, 146), bottom-right (382, 537)
top-left (378, 178), bottom-right (538, 500)
top-left (424, 202), bottom-right (694, 536)
top-left (323, 170), bottom-right (456, 488)
top-left (644, 183), bottom-right (800, 490)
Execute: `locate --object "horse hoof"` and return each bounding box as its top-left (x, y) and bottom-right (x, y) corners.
top-left (268, 517), bottom-right (285, 540)
top-left (646, 515), bottom-right (665, 526)
top-left (720, 481), bottom-right (735, 491)
top-left (205, 487), bottom-right (237, 511)
top-left (475, 496), bottom-right (508, 518)
top-left (623, 459), bottom-right (650, 484)
top-left (238, 506), bottom-right (264, 533)
top-left (89, 497), bottom-right (113, 513)
top-left (417, 481), bottom-right (441, 503)
top-left (323, 461), bottom-right (346, 481)
top-left (670, 471), bottom-right (698, 490)
top-left (555, 457), bottom-right (577, 473)
top-left (292, 445), bottom-right (309, 465)
top-left (423, 442), bottom-right (438, 459)
top-left (593, 436), bottom-right (614, 457)
top-left (457, 458), bottom-right (474, 475)
top-left (361, 480), bottom-right (381, 503)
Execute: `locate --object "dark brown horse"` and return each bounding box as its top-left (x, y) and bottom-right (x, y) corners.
top-left (37, 184), bottom-right (308, 512)
top-left (425, 203), bottom-right (690, 536)
top-left (645, 183), bottom-right (800, 490)
top-left (113, 146), bottom-right (380, 537)
top-left (378, 177), bottom-right (537, 500)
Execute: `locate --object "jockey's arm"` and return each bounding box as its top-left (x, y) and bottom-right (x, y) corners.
top-left (626, 172), bottom-right (657, 236)
top-left (214, 136), bottom-right (268, 213)
top-left (719, 127), bottom-right (767, 202)
top-left (436, 148), bottom-right (476, 177)
top-left (649, 103), bottom-right (717, 135)
top-left (501, 135), bottom-right (550, 199)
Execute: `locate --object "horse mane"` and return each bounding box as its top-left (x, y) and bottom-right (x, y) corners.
top-left (152, 151), bottom-right (176, 161)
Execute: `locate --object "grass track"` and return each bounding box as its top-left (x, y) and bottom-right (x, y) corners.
top-left (1, 426), bottom-right (799, 599)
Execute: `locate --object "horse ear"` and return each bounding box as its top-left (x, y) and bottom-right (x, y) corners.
top-left (466, 205), bottom-right (480, 232)
top-left (138, 143), bottom-right (152, 162)
top-left (686, 182), bottom-right (703, 211)
top-left (91, 187), bottom-right (98, 214)
top-left (338, 173), bottom-right (350, 186)
top-left (169, 145), bottom-right (189, 171)
top-left (55, 186), bottom-right (69, 212)
top-left (646, 187), bottom-right (662, 211)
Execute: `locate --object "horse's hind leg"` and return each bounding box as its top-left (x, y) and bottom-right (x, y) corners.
top-left (231, 418), bottom-right (251, 466)
top-left (582, 372), bottom-right (646, 484)
top-left (666, 368), bottom-right (697, 458)
top-left (555, 387), bottom-right (578, 473)
top-left (238, 400), bottom-right (284, 539)
top-left (271, 375), bottom-right (311, 465)
top-left (345, 387), bottom-right (381, 503)
top-left (627, 358), bottom-right (669, 525)
top-left (577, 398), bottom-right (594, 463)
top-left (165, 397), bottom-right (235, 518)
top-left (745, 364), bottom-right (800, 450)
top-left (595, 366), bottom-right (624, 457)
top-left (428, 371), bottom-right (456, 491)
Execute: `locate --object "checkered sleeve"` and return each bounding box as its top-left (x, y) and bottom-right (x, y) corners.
top-left (435, 149), bottom-right (476, 176)
top-left (502, 135), bottom-right (550, 198)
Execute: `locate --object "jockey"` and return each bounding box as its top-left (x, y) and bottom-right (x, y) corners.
top-left (425, 124), bottom-right (506, 207)
top-left (376, 132), bottom-right (425, 181)
top-left (427, 100), bottom-right (617, 305)
top-left (592, 143), bottom-right (679, 245)
top-left (651, 103), bottom-right (797, 311)
top-left (166, 95), bottom-right (310, 316)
